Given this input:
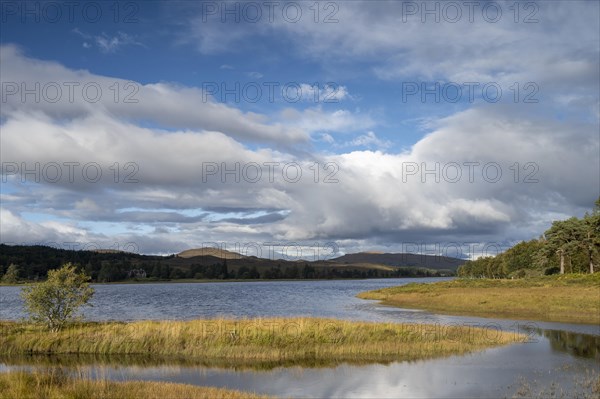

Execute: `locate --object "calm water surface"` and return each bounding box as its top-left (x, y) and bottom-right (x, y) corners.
top-left (1, 278), bottom-right (599, 398)
top-left (1, 278), bottom-right (449, 322)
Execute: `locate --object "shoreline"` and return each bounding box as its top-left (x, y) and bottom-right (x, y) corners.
top-left (0, 276), bottom-right (452, 287)
top-left (357, 274), bottom-right (600, 325)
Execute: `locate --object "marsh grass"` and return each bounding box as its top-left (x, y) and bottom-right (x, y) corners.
top-left (0, 318), bottom-right (524, 367)
top-left (358, 274), bottom-right (600, 324)
top-left (0, 369), bottom-right (272, 399)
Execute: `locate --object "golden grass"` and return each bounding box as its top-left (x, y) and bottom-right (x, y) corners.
top-left (0, 370), bottom-right (272, 399)
top-left (0, 317), bottom-right (524, 368)
top-left (357, 274), bottom-right (600, 324)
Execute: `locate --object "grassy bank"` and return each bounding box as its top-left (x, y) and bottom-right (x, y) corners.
top-left (357, 274), bottom-right (600, 324)
top-left (0, 370), bottom-right (272, 399)
top-left (0, 317), bottom-right (524, 368)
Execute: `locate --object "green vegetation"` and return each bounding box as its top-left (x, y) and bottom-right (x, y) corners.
top-left (21, 264), bottom-right (94, 332)
top-left (0, 317), bottom-right (524, 368)
top-left (0, 244), bottom-right (452, 285)
top-left (1, 264), bottom-right (19, 284)
top-left (0, 370), bottom-right (272, 399)
top-left (358, 273), bottom-right (600, 324)
top-left (3, 320), bottom-right (589, 370)
top-left (459, 198), bottom-right (600, 278)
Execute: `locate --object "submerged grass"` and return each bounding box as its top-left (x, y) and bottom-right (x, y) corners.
top-left (510, 368), bottom-right (600, 399)
top-left (0, 317), bottom-right (524, 367)
top-left (0, 370), bottom-right (272, 399)
top-left (357, 273), bottom-right (600, 324)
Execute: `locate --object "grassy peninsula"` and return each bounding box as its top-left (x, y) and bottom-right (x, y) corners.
top-left (357, 274), bottom-right (600, 324)
top-left (0, 317), bottom-right (524, 368)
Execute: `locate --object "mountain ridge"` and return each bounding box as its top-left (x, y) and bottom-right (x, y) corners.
top-left (330, 252), bottom-right (464, 271)
top-left (0, 244), bottom-right (463, 282)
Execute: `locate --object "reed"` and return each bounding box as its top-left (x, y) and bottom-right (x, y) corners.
top-left (0, 317), bottom-right (525, 366)
top-left (0, 369), bottom-right (272, 399)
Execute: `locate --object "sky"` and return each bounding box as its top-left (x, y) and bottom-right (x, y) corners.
top-left (0, 0), bottom-right (599, 259)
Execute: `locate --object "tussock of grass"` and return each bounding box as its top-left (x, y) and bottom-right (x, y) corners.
top-left (0, 370), bottom-right (272, 399)
top-left (357, 274), bottom-right (600, 324)
top-left (0, 318), bottom-right (524, 367)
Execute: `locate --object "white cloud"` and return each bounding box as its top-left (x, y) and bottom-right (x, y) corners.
top-left (0, 45), bottom-right (308, 145)
top-left (347, 131), bottom-right (391, 149)
top-left (180, 1), bottom-right (599, 116)
top-left (1, 14), bottom-right (598, 255)
top-left (72, 29), bottom-right (145, 53)
top-left (298, 83), bottom-right (350, 103)
top-left (279, 106), bottom-right (374, 134)
top-left (96, 32), bottom-right (144, 53)
top-left (0, 208), bottom-right (90, 244)
top-left (318, 133), bottom-right (335, 144)
top-left (246, 71), bottom-right (264, 79)
top-left (2, 99), bottom-right (596, 252)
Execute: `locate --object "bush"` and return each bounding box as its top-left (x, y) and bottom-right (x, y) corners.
top-left (21, 263), bottom-right (94, 332)
top-left (1, 264), bottom-right (20, 284)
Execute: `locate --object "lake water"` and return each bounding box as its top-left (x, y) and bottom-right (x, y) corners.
top-left (1, 278), bottom-right (599, 397)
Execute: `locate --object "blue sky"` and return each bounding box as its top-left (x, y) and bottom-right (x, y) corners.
top-left (1, 1), bottom-right (486, 150)
top-left (1, 1), bottom-right (599, 257)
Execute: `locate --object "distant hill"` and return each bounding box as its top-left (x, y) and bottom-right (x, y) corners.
top-left (331, 252), bottom-right (464, 271)
top-left (177, 248), bottom-right (246, 259)
top-left (176, 249), bottom-right (463, 272)
top-left (0, 244), bottom-right (459, 282)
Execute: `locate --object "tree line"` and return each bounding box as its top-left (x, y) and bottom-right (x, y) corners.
top-left (0, 246), bottom-right (158, 282)
top-left (0, 245), bottom-right (451, 283)
top-left (458, 198), bottom-right (600, 278)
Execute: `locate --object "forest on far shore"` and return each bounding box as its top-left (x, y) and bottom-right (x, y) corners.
top-left (458, 198), bottom-right (600, 278)
top-left (0, 245), bottom-right (452, 284)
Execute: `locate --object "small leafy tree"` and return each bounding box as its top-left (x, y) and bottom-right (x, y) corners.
top-left (1, 264), bottom-right (20, 284)
top-left (21, 263), bottom-right (94, 332)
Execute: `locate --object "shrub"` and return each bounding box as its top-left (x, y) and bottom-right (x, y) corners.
top-left (21, 263), bottom-right (94, 332)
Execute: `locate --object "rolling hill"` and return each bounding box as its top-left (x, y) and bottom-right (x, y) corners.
top-left (331, 252), bottom-right (464, 271)
top-left (177, 248), bottom-right (246, 259)
top-left (0, 244), bottom-right (462, 282)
